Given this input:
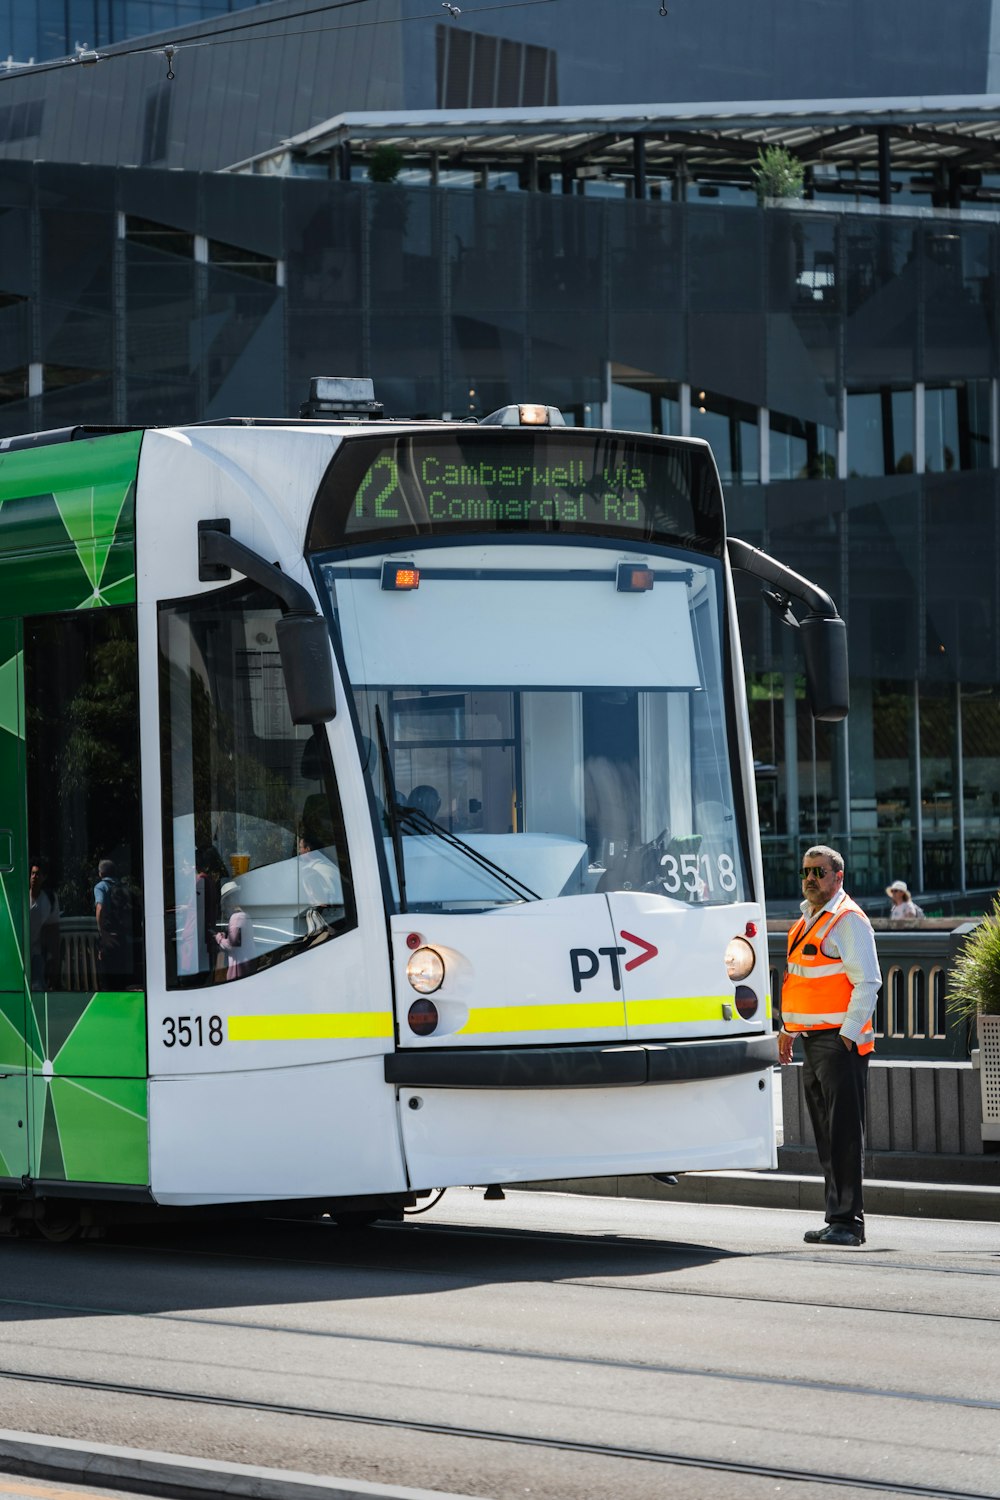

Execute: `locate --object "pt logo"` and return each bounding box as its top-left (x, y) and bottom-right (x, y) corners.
top-left (569, 930), bottom-right (658, 993)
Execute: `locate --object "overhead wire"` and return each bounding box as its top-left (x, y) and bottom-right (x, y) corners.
top-left (0, 0), bottom-right (563, 82)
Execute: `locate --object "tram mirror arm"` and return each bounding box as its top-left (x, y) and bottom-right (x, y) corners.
top-left (198, 520), bottom-right (337, 724)
top-left (727, 537), bottom-right (849, 724)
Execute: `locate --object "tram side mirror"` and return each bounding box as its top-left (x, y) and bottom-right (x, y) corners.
top-left (799, 614), bottom-right (849, 722)
top-left (275, 614), bottom-right (337, 724)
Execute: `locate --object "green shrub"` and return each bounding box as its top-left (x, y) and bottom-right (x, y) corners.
top-left (368, 144), bottom-right (404, 183)
top-left (946, 899), bottom-right (1000, 1021)
top-left (753, 144), bottom-right (804, 204)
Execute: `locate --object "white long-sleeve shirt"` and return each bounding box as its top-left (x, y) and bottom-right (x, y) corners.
top-left (795, 887), bottom-right (882, 1045)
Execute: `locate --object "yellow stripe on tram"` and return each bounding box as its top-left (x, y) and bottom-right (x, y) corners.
top-left (625, 996), bottom-right (734, 1027)
top-left (461, 1001), bottom-right (624, 1035)
top-left (228, 1011), bottom-right (394, 1042)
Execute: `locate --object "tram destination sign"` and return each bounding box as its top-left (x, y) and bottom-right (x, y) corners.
top-left (308, 430), bottom-right (725, 554)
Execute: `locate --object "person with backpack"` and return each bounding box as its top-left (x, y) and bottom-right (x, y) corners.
top-left (94, 858), bottom-right (133, 987)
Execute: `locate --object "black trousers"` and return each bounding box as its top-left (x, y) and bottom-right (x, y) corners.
top-left (801, 1030), bottom-right (869, 1229)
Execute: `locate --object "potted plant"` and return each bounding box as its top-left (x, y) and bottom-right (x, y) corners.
top-left (752, 144), bottom-right (804, 206)
top-left (945, 900), bottom-right (1000, 1144)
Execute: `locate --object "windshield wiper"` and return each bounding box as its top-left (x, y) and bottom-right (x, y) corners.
top-left (374, 705), bottom-right (408, 912)
top-left (398, 805), bottom-right (541, 903)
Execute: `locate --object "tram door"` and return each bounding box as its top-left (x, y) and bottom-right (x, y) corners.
top-left (0, 619), bottom-right (29, 1180)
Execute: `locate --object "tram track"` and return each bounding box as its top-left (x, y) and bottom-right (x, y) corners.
top-left (0, 1366), bottom-right (996, 1500)
top-left (22, 1214), bottom-right (998, 1327)
top-left (5, 1215), bottom-right (1000, 1335)
top-left (2, 1211), bottom-right (998, 1500)
top-left (2, 1296), bottom-right (999, 1412)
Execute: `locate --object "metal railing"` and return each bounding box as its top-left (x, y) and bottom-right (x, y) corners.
top-left (767, 922), bottom-right (975, 1060)
top-left (60, 929), bottom-right (99, 993)
top-left (762, 832), bottom-right (999, 908)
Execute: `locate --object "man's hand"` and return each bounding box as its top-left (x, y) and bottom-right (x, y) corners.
top-left (777, 1029), bottom-right (795, 1065)
top-left (841, 1034), bottom-right (853, 1050)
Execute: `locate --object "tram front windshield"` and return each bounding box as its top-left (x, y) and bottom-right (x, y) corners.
top-left (320, 548), bottom-right (749, 911)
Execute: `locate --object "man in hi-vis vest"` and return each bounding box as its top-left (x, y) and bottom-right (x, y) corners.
top-left (778, 844), bottom-right (880, 1247)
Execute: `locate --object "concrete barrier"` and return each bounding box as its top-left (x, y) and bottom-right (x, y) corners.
top-left (777, 1059), bottom-right (1000, 1186)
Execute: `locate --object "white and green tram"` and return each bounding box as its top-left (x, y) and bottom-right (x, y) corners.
top-left (0, 380), bottom-right (847, 1236)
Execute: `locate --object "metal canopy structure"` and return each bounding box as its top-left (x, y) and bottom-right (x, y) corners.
top-left (227, 95), bottom-right (1000, 201)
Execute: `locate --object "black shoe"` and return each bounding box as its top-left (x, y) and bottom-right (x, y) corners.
top-left (651, 1173), bottom-right (678, 1186)
top-left (802, 1225), bottom-right (829, 1243)
top-left (816, 1223), bottom-right (865, 1247)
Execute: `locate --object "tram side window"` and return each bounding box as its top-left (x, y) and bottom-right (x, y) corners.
top-left (158, 583), bottom-right (355, 989)
top-left (24, 608), bottom-right (145, 993)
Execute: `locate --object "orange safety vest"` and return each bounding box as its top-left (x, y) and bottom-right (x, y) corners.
top-left (782, 894), bottom-right (875, 1054)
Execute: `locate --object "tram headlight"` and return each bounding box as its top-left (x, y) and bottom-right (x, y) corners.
top-left (724, 936), bottom-right (755, 981)
top-left (407, 945), bottom-right (445, 994)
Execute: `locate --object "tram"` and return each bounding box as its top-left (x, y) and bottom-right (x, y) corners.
top-left (0, 379), bottom-right (847, 1235)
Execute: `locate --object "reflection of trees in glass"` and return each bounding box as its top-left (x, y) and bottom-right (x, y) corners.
top-left (801, 451), bottom-right (837, 480)
top-left (162, 606), bottom-right (302, 875)
top-left (161, 654), bottom-right (234, 857)
top-left (27, 611), bottom-right (142, 922)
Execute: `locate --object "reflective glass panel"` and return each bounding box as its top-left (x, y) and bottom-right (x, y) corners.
top-left (690, 389), bottom-right (759, 484)
top-left (322, 545), bottom-right (749, 913)
top-left (158, 583), bottom-right (355, 989)
top-left (925, 381), bottom-right (991, 473)
top-left (25, 608), bottom-right (144, 993)
top-left (847, 388), bottom-right (915, 477)
top-left (769, 410), bottom-right (836, 481)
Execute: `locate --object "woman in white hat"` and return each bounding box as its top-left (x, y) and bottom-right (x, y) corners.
top-left (215, 880), bottom-right (257, 978)
top-left (886, 880), bottom-right (923, 920)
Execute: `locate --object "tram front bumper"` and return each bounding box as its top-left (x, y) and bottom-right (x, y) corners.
top-left (384, 1033), bottom-right (778, 1089)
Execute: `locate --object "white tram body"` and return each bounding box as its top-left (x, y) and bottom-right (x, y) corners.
top-left (0, 388), bottom-right (848, 1225)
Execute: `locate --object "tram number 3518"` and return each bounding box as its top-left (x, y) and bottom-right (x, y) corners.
top-left (659, 853), bottom-right (737, 894)
top-left (162, 1015), bottom-right (225, 1047)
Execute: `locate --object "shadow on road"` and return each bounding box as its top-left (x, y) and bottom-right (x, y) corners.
top-left (0, 1211), bottom-right (742, 1323)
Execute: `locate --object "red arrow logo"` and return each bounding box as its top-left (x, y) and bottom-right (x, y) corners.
top-left (620, 929), bottom-right (658, 970)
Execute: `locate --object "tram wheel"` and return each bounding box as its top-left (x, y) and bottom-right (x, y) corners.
top-left (35, 1205), bottom-right (83, 1242)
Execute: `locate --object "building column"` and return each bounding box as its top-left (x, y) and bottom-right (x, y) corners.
top-left (877, 126), bottom-right (892, 206)
top-left (633, 134), bottom-right (647, 201)
top-left (911, 678), bottom-right (924, 892)
top-left (955, 679), bottom-right (966, 894)
top-left (846, 677), bottom-right (877, 845)
top-left (601, 359), bottom-right (612, 429)
top-left (915, 381), bottom-right (925, 474)
top-left (782, 627), bottom-right (800, 845)
top-left (759, 407), bottom-right (770, 486)
top-left (672, 152), bottom-right (688, 202)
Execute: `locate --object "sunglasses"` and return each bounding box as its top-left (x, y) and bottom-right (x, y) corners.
top-left (799, 865), bottom-right (831, 879)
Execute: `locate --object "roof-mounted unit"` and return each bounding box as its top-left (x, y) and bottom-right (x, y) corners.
top-left (299, 376), bottom-right (384, 422)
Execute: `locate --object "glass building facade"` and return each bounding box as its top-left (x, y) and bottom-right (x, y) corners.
top-left (1, 159), bottom-right (998, 911)
top-left (2, 1), bottom-right (263, 62)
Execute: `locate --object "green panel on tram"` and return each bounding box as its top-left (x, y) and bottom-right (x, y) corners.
top-left (0, 431), bottom-right (140, 614)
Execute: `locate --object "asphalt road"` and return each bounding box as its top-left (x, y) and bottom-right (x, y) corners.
top-left (0, 1189), bottom-right (998, 1500)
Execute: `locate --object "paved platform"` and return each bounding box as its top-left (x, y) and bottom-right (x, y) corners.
top-left (528, 1169), bottom-right (1000, 1220)
top-left (0, 1430), bottom-right (478, 1500)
